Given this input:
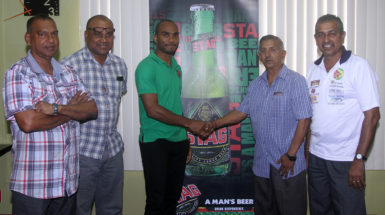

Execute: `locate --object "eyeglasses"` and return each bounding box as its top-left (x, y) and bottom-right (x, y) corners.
top-left (87, 27), bottom-right (115, 38)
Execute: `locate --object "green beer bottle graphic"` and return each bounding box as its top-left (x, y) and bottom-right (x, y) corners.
top-left (183, 4), bottom-right (230, 176)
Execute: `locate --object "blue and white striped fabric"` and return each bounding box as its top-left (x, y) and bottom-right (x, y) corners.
top-left (238, 65), bottom-right (312, 179)
top-left (61, 47), bottom-right (128, 159)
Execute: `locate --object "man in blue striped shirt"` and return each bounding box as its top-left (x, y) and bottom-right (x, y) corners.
top-left (212, 35), bottom-right (312, 215)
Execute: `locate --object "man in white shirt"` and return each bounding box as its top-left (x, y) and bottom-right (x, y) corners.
top-left (306, 14), bottom-right (380, 215)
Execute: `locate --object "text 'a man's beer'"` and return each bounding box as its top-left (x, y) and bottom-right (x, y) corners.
top-left (183, 4), bottom-right (230, 176)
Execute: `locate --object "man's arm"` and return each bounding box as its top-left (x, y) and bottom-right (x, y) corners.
top-left (349, 107), bottom-right (380, 190)
top-left (35, 91), bottom-right (97, 121)
top-left (140, 93), bottom-right (210, 138)
top-left (213, 110), bottom-right (247, 129)
top-left (15, 111), bottom-right (71, 133)
top-left (18, 91), bottom-right (98, 133)
top-left (276, 118), bottom-right (311, 177)
top-left (305, 122), bottom-right (312, 167)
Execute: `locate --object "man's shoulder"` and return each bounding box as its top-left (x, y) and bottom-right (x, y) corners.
top-left (60, 48), bottom-right (87, 70)
top-left (136, 54), bottom-right (157, 70)
top-left (285, 69), bottom-right (306, 82)
top-left (343, 53), bottom-right (369, 68)
top-left (109, 52), bottom-right (126, 64)
top-left (6, 57), bottom-right (30, 76)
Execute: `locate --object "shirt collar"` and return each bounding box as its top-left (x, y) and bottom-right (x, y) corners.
top-left (149, 52), bottom-right (179, 70)
top-left (26, 50), bottom-right (62, 79)
top-left (83, 46), bottom-right (115, 65)
top-left (261, 64), bottom-right (289, 82)
top-left (314, 46), bottom-right (352, 65)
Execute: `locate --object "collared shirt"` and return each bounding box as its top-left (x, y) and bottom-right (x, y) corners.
top-left (238, 65), bottom-right (312, 178)
top-left (2, 51), bottom-right (87, 199)
top-left (135, 52), bottom-right (187, 143)
top-left (61, 47), bottom-right (127, 159)
top-left (307, 47), bottom-right (380, 161)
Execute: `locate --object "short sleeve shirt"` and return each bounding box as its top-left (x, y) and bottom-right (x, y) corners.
top-left (307, 48), bottom-right (380, 161)
top-left (61, 47), bottom-right (127, 159)
top-left (135, 52), bottom-right (187, 143)
top-left (2, 51), bottom-right (88, 198)
top-left (238, 65), bottom-right (312, 178)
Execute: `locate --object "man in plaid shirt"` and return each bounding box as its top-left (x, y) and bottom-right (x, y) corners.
top-left (2, 15), bottom-right (97, 215)
top-left (61, 15), bottom-right (127, 215)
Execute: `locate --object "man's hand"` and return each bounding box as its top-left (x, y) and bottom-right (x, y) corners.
top-left (187, 120), bottom-right (213, 140)
top-left (198, 121), bottom-right (214, 139)
top-left (276, 153), bottom-right (295, 178)
top-left (348, 160), bottom-right (366, 190)
top-left (69, 90), bottom-right (90, 105)
top-left (35, 101), bottom-right (54, 115)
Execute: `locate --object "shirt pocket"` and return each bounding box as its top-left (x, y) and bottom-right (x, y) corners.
top-left (55, 81), bottom-right (78, 104)
top-left (268, 94), bottom-right (287, 118)
top-left (31, 79), bottom-right (54, 104)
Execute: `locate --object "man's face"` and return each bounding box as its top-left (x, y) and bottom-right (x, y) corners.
top-left (85, 18), bottom-right (114, 58)
top-left (258, 39), bottom-right (286, 71)
top-left (154, 22), bottom-right (179, 56)
top-left (25, 19), bottom-right (59, 60)
top-left (314, 21), bottom-right (346, 58)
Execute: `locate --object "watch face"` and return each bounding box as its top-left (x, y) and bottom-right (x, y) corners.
top-left (356, 154), bottom-right (363, 159)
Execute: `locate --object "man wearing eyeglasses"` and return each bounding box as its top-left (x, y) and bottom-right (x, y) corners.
top-left (61, 15), bottom-right (127, 215)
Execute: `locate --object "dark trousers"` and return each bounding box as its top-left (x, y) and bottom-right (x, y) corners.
top-left (140, 139), bottom-right (189, 215)
top-left (308, 153), bottom-right (366, 215)
top-left (12, 191), bottom-right (76, 215)
top-left (254, 165), bottom-right (307, 215)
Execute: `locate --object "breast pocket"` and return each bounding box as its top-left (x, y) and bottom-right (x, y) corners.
top-left (55, 82), bottom-right (78, 104)
top-left (268, 95), bottom-right (287, 118)
top-left (31, 79), bottom-right (53, 103)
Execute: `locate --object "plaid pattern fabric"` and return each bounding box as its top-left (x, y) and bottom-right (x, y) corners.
top-left (2, 51), bottom-right (87, 198)
top-left (61, 47), bottom-right (127, 159)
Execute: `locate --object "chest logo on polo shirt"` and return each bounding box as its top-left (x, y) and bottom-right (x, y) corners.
top-left (328, 78), bottom-right (344, 105)
top-left (333, 68), bottom-right (344, 80)
top-left (310, 80), bottom-right (320, 103)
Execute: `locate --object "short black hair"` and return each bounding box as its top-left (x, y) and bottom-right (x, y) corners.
top-left (155, 19), bottom-right (176, 35)
top-left (315, 14), bottom-right (344, 34)
top-left (26, 14), bottom-right (55, 33)
top-left (259, 34), bottom-right (285, 51)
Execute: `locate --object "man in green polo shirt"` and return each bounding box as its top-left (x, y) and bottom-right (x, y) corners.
top-left (135, 19), bottom-right (211, 215)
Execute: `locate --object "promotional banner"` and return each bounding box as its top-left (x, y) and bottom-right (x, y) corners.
top-left (149, 0), bottom-right (259, 214)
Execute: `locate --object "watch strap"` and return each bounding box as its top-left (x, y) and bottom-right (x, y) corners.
top-left (52, 103), bottom-right (59, 115)
top-left (286, 153), bottom-right (297, 162)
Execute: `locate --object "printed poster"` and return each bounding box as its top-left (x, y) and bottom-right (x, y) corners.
top-left (149, 0), bottom-right (259, 214)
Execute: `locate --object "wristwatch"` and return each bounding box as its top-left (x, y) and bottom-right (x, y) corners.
top-left (355, 153), bottom-right (367, 161)
top-left (52, 103), bottom-right (59, 115)
top-left (286, 153), bottom-right (297, 162)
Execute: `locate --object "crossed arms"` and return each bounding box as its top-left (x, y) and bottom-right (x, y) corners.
top-left (15, 91), bottom-right (97, 133)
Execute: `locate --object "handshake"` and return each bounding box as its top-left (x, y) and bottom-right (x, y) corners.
top-left (186, 120), bottom-right (218, 140)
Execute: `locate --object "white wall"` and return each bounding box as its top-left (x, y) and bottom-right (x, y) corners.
top-left (79, 0), bottom-right (385, 170)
